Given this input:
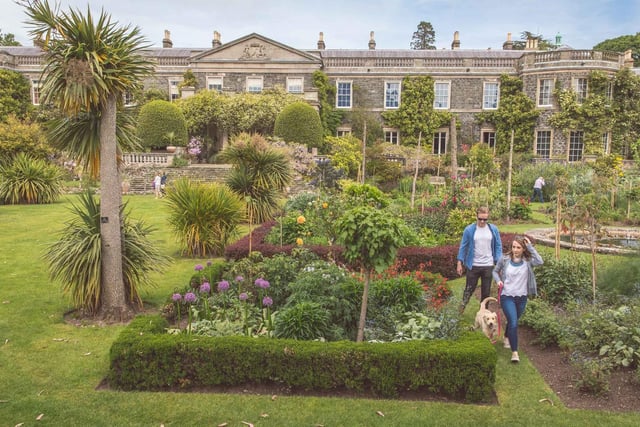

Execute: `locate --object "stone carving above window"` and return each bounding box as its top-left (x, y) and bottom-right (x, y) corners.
top-left (240, 43), bottom-right (268, 60)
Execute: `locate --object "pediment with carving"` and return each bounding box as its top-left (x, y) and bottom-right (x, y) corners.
top-left (191, 33), bottom-right (320, 64)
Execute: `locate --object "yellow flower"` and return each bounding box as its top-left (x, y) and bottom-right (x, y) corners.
top-left (322, 202), bottom-right (328, 209)
top-left (297, 215), bottom-right (306, 224)
top-left (296, 238), bottom-right (304, 245)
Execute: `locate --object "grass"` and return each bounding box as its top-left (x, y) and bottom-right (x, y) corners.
top-left (1, 195), bottom-right (639, 426)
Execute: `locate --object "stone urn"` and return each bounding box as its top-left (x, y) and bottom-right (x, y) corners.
top-left (166, 146), bottom-right (177, 153)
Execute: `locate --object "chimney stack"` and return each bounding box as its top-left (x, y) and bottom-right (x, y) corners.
top-left (451, 31), bottom-right (460, 50)
top-left (317, 32), bottom-right (325, 50)
top-left (502, 32), bottom-right (513, 50)
top-left (212, 30), bottom-right (221, 48)
top-left (162, 30), bottom-right (173, 48)
top-left (368, 31), bottom-right (376, 50)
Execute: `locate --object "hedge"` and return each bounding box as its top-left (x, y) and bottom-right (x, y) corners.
top-left (108, 315), bottom-right (496, 402)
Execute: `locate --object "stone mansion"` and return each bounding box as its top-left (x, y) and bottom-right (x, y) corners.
top-left (1, 30), bottom-right (635, 161)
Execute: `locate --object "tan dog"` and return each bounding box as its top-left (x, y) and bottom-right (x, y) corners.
top-left (475, 297), bottom-right (499, 343)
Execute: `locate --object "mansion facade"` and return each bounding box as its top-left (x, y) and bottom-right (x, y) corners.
top-left (1, 30), bottom-right (635, 161)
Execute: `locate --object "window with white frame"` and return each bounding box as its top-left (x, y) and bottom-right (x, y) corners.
top-left (573, 78), bottom-right (588, 103)
top-left (247, 76), bottom-right (263, 93)
top-left (482, 130), bottom-right (496, 149)
top-left (536, 130), bottom-right (551, 158)
top-left (384, 129), bottom-right (399, 144)
top-left (336, 127), bottom-right (352, 137)
top-left (483, 82), bottom-right (499, 109)
top-left (384, 81), bottom-right (400, 109)
top-left (433, 131), bottom-right (447, 154)
top-left (433, 82), bottom-right (450, 109)
top-left (568, 131), bottom-right (584, 162)
top-left (538, 78), bottom-right (553, 106)
top-left (605, 81), bottom-right (613, 102)
top-left (207, 76), bottom-right (223, 92)
top-left (336, 81), bottom-right (352, 108)
top-left (31, 80), bottom-right (41, 105)
top-left (602, 132), bottom-right (610, 154)
top-left (286, 77), bottom-right (303, 93)
top-left (169, 78), bottom-right (180, 101)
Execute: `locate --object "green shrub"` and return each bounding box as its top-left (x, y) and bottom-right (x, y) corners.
top-left (571, 356), bottom-right (611, 396)
top-left (137, 100), bottom-right (188, 149)
top-left (164, 179), bottom-right (245, 257)
top-left (274, 301), bottom-right (332, 340)
top-left (43, 191), bottom-right (170, 314)
top-left (274, 101), bottom-right (323, 149)
top-left (0, 153), bottom-right (63, 204)
top-left (535, 256), bottom-right (592, 306)
top-left (520, 298), bottom-right (563, 348)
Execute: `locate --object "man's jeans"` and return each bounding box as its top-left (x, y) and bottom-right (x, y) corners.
top-left (461, 265), bottom-right (493, 309)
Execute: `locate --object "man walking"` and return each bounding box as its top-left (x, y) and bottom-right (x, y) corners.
top-left (456, 206), bottom-right (503, 314)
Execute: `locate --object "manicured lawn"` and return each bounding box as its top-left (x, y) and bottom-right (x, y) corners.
top-left (1, 195), bottom-right (638, 426)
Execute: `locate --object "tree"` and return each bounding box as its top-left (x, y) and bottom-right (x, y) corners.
top-left (23, 0), bottom-right (154, 321)
top-left (410, 21), bottom-right (436, 50)
top-left (335, 202), bottom-right (407, 342)
top-left (0, 29), bottom-right (21, 46)
top-left (593, 33), bottom-right (640, 67)
top-left (512, 31), bottom-right (555, 50)
top-left (0, 69), bottom-right (32, 121)
top-left (218, 133), bottom-right (292, 224)
top-left (137, 100), bottom-right (188, 149)
top-left (274, 101), bottom-right (324, 149)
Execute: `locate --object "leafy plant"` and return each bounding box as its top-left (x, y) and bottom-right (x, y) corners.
top-left (164, 178), bottom-right (245, 257)
top-left (571, 356), bottom-right (611, 396)
top-left (274, 301), bottom-right (331, 340)
top-left (43, 191), bottom-right (170, 314)
top-left (0, 153), bottom-right (63, 204)
top-left (535, 256), bottom-right (592, 306)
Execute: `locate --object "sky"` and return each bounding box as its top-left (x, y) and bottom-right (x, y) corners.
top-left (2, 0), bottom-right (638, 51)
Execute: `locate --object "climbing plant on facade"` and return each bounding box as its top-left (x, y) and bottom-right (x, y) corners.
top-left (476, 74), bottom-right (539, 154)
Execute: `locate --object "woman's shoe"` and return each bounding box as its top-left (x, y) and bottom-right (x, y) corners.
top-left (511, 352), bottom-right (520, 363)
top-left (503, 337), bottom-right (510, 348)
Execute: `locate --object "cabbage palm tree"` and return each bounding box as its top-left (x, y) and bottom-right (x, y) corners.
top-left (23, 0), bottom-right (153, 320)
top-left (218, 133), bottom-right (292, 223)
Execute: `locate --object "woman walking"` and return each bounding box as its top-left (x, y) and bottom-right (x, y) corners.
top-left (493, 236), bottom-right (543, 363)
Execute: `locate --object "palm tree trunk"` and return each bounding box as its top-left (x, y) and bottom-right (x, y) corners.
top-left (98, 94), bottom-right (132, 321)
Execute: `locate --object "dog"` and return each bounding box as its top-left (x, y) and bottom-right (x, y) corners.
top-left (474, 297), bottom-right (499, 343)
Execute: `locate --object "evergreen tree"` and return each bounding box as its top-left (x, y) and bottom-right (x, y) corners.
top-left (410, 21), bottom-right (436, 50)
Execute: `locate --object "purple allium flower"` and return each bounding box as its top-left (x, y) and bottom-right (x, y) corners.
top-left (206, 260), bottom-right (212, 267)
top-left (194, 264), bottom-right (204, 271)
top-left (171, 293), bottom-right (182, 302)
top-left (254, 278), bottom-right (270, 289)
top-left (262, 296), bottom-right (273, 307)
top-left (184, 292), bottom-right (197, 303)
top-left (217, 280), bottom-right (230, 292)
top-left (239, 292), bottom-right (248, 301)
top-left (200, 282), bottom-right (211, 293)
top-left (235, 275), bottom-right (244, 283)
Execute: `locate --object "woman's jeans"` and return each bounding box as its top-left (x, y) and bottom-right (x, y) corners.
top-left (501, 295), bottom-right (528, 351)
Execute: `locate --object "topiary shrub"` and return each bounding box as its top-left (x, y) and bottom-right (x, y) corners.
top-left (274, 101), bottom-right (323, 149)
top-left (136, 100), bottom-right (188, 150)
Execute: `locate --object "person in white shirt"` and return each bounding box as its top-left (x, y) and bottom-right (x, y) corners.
top-left (531, 176), bottom-right (545, 203)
